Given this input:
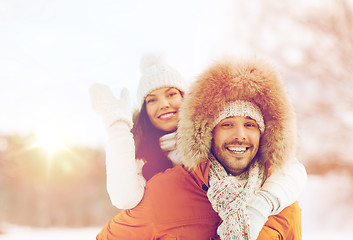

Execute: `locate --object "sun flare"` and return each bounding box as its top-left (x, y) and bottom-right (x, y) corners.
top-left (35, 124), bottom-right (66, 155)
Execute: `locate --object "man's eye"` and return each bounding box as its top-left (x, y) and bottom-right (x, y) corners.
top-left (221, 123), bottom-right (232, 127)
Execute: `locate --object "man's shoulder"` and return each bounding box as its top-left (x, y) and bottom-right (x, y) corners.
top-left (147, 160), bottom-right (210, 188)
top-left (146, 165), bottom-right (193, 189)
top-left (140, 164), bottom-right (219, 227)
top-left (261, 201), bottom-right (302, 239)
top-left (142, 164), bottom-right (207, 203)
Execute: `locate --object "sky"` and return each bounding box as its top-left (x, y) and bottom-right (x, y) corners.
top-left (0, 0), bottom-right (241, 147)
top-left (0, 0), bottom-right (335, 147)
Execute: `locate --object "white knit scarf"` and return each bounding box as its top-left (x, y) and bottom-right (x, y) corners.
top-left (207, 154), bottom-right (265, 240)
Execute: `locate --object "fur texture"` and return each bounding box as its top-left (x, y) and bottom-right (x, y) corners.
top-left (177, 57), bottom-right (297, 170)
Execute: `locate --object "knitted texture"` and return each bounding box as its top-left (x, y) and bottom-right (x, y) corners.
top-left (246, 191), bottom-right (273, 240)
top-left (90, 84), bottom-right (133, 129)
top-left (207, 155), bottom-right (265, 240)
top-left (159, 132), bottom-right (181, 165)
top-left (136, 53), bottom-right (187, 108)
top-left (215, 100), bottom-right (265, 134)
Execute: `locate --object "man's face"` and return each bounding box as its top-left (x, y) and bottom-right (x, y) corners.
top-left (211, 116), bottom-right (261, 176)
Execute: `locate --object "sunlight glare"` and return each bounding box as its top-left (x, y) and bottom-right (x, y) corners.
top-left (36, 124), bottom-right (66, 155)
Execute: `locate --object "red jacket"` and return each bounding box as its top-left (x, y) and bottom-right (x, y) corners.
top-left (97, 161), bottom-right (301, 239)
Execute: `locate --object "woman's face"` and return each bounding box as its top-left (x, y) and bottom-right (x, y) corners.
top-left (145, 87), bottom-right (183, 132)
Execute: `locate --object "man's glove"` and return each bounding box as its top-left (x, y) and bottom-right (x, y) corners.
top-left (90, 83), bottom-right (133, 129)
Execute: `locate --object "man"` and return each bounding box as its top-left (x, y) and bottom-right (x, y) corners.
top-left (97, 57), bottom-right (302, 239)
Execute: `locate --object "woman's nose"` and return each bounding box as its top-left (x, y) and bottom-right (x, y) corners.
top-left (159, 97), bottom-right (170, 109)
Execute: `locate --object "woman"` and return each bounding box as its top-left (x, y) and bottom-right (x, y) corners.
top-left (90, 53), bottom-right (307, 238)
top-left (90, 54), bottom-right (188, 209)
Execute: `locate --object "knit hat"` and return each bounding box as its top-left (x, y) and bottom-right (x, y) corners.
top-left (215, 100), bottom-right (265, 134)
top-left (136, 53), bottom-right (187, 108)
top-left (177, 57), bottom-right (297, 170)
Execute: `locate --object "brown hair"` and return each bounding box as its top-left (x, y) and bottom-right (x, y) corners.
top-left (132, 88), bottom-right (184, 180)
top-left (132, 102), bottom-right (173, 181)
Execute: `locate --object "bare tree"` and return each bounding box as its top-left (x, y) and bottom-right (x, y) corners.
top-left (291, 0), bottom-right (353, 169)
top-left (299, 0), bottom-right (353, 106)
top-left (226, 0), bottom-right (353, 168)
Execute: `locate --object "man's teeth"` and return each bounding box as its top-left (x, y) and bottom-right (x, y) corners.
top-left (160, 113), bottom-right (174, 119)
top-left (227, 146), bottom-right (247, 153)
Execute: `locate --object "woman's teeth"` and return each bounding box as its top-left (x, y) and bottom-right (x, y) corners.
top-left (159, 113), bottom-right (174, 119)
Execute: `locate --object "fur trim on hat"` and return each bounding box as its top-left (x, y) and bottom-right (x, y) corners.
top-left (177, 57), bottom-right (297, 170)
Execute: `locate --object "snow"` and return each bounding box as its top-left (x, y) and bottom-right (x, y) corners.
top-left (1, 223), bottom-right (353, 240)
top-left (303, 232), bottom-right (353, 240)
top-left (0, 224), bottom-right (100, 240)
top-left (299, 173), bottom-right (353, 240)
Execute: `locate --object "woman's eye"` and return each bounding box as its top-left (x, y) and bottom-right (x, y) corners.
top-left (146, 98), bottom-right (156, 104)
top-left (168, 92), bottom-right (177, 97)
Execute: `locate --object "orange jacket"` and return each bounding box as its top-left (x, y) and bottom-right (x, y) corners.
top-left (97, 161), bottom-right (301, 240)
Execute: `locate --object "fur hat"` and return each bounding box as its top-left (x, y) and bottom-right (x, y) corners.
top-left (177, 57), bottom-right (297, 170)
top-left (136, 53), bottom-right (188, 108)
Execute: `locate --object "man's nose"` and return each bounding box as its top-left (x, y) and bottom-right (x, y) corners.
top-left (232, 125), bottom-right (246, 141)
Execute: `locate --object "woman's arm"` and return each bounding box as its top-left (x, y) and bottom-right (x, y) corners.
top-left (90, 84), bottom-right (146, 209)
top-left (106, 121), bottom-right (146, 209)
top-left (261, 157), bottom-right (307, 214)
top-left (247, 158), bottom-right (307, 239)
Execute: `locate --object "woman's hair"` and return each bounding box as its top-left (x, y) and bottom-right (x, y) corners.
top-left (131, 102), bottom-right (173, 181)
top-left (132, 89), bottom-right (184, 180)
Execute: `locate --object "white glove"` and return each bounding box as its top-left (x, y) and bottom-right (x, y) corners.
top-left (159, 132), bottom-right (181, 165)
top-left (261, 157), bottom-right (307, 215)
top-left (246, 191), bottom-right (273, 240)
top-left (90, 83), bottom-right (133, 129)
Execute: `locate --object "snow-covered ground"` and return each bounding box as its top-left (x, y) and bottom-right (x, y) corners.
top-left (0, 224), bottom-right (100, 240)
top-left (299, 172), bottom-right (353, 240)
top-left (1, 224), bottom-right (353, 240)
top-left (1, 173), bottom-right (353, 240)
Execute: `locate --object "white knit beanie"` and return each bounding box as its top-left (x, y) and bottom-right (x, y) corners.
top-left (136, 53), bottom-right (187, 109)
